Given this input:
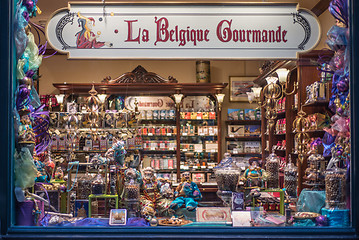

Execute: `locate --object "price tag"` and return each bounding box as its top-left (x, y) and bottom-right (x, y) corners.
top-left (184, 166), bottom-right (189, 170)
top-left (182, 149), bottom-right (188, 152)
top-left (195, 150), bottom-right (202, 153)
top-left (169, 147), bottom-right (174, 151)
top-left (183, 133), bottom-right (188, 136)
top-left (229, 134), bottom-right (234, 138)
top-left (150, 147), bottom-right (156, 151)
top-left (199, 133), bottom-right (205, 136)
top-left (167, 133), bottom-right (172, 136)
top-left (201, 166), bottom-right (206, 169)
top-left (211, 149), bottom-right (216, 153)
top-left (233, 150), bottom-right (238, 154)
top-left (197, 116), bottom-right (202, 120)
top-left (148, 133), bottom-right (153, 136)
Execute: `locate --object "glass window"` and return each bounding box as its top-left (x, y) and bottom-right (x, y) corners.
top-left (6, 0), bottom-right (355, 237)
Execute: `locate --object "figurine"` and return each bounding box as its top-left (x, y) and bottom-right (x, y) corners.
top-left (170, 172), bottom-right (202, 211)
top-left (241, 157), bottom-right (266, 189)
top-left (139, 167), bottom-right (172, 221)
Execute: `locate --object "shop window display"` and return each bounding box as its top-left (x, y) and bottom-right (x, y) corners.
top-left (10, 0), bottom-right (353, 231)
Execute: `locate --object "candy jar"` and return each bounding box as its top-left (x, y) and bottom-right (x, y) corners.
top-left (325, 167), bottom-right (346, 209)
top-left (284, 155), bottom-right (297, 198)
top-left (266, 151), bottom-right (280, 189)
top-left (91, 173), bottom-right (105, 195)
top-left (304, 148), bottom-right (326, 189)
top-left (77, 172), bottom-right (93, 199)
top-left (214, 153), bottom-right (241, 206)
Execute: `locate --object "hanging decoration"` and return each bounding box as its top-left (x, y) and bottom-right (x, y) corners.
top-left (14, 0), bottom-right (52, 208)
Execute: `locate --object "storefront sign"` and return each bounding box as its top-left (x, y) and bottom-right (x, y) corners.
top-left (46, 3), bottom-right (321, 59)
top-left (125, 96), bottom-right (175, 110)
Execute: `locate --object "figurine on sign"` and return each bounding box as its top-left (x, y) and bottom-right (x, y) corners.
top-left (170, 172), bottom-right (202, 211)
top-left (139, 167), bottom-right (172, 221)
top-left (76, 12), bottom-right (112, 49)
top-left (241, 157), bottom-right (265, 189)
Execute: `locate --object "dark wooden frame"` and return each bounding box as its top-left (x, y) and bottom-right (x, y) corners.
top-left (1, 1), bottom-right (358, 239)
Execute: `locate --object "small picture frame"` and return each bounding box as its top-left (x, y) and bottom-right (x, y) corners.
top-left (109, 209), bottom-right (127, 226)
top-left (232, 192), bottom-right (245, 211)
top-left (196, 207), bottom-right (231, 222)
top-left (229, 76), bottom-right (257, 102)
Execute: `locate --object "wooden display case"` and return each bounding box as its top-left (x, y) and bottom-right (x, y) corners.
top-left (254, 50), bottom-right (334, 194)
top-left (52, 65), bottom-right (227, 192)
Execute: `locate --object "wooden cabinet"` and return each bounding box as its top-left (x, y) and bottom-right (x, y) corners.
top-left (254, 50), bottom-right (333, 194)
top-left (52, 66), bottom-right (227, 190)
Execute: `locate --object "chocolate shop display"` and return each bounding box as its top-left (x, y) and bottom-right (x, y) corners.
top-left (266, 151), bottom-right (280, 189)
top-left (284, 156), bottom-right (297, 198)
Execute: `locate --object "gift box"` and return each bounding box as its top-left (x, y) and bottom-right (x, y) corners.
top-left (245, 125), bottom-right (261, 136)
top-left (228, 125), bottom-right (245, 137)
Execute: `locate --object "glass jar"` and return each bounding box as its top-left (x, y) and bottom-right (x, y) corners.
top-left (266, 152), bottom-right (280, 189)
top-left (124, 181), bottom-right (140, 201)
top-left (325, 168), bottom-right (346, 209)
top-left (304, 149), bottom-right (326, 188)
top-left (284, 157), bottom-right (297, 198)
top-left (214, 153), bottom-right (240, 192)
top-left (77, 173), bottom-right (92, 199)
top-left (91, 173), bottom-right (105, 195)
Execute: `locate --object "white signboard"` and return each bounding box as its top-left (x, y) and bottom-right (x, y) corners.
top-left (125, 96), bottom-right (175, 110)
top-left (46, 3), bottom-right (321, 59)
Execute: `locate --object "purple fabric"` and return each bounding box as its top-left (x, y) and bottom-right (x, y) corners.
top-left (329, 0), bottom-right (348, 26)
top-left (16, 85), bottom-right (31, 111)
top-left (41, 217), bottom-right (150, 227)
top-left (16, 200), bottom-right (44, 226)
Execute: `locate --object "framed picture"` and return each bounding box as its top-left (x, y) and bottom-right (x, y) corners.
top-left (229, 76), bottom-right (257, 102)
top-left (196, 207), bottom-right (231, 222)
top-left (109, 209), bottom-right (127, 226)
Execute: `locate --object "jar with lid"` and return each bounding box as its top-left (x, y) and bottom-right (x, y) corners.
top-left (284, 155), bottom-right (297, 198)
top-left (304, 147), bottom-right (326, 189)
top-left (91, 173), bottom-right (105, 195)
top-left (214, 153), bottom-right (240, 206)
top-left (214, 153), bottom-right (240, 192)
top-left (77, 172), bottom-right (93, 199)
top-left (325, 167), bottom-right (346, 209)
top-left (266, 151), bottom-right (280, 189)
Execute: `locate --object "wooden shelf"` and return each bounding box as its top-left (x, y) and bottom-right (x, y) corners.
top-left (225, 120), bottom-right (261, 125)
top-left (302, 101), bottom-right (329, 107)
top-left (225, 136), bottom-right (261, 141)
top-left (139, 119), bottom-right (176, 124)
top-left (230, 152), bottom-right (262, 156)
top-left (180, 135), bottom-right (217, 138)
top-left (276, 111), bottom-right (286, 118)
top-left (54, 82), bottom-right (228, 95)
top-left (52, 150), bottom-right (107, 153)
top-left (141, 150), bottom-right (176, 154)
top-left (180, 118), bottom-right (217, 121)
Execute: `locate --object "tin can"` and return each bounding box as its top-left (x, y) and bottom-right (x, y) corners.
top-left (196, 60), bottom-right (211, 83)
top-left (160, 110), bottom-right (166, 120)
top-left (153, 110), bottom-right (159, 120)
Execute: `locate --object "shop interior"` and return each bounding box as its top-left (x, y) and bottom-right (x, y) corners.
top-left (13, 0), bottom-right (351, 228)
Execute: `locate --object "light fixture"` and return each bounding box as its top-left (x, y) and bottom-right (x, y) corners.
top-left (275, 68), bottom-right (297, 96)
top-left (276, 68), bottom-right (290, 84)
top-left (55, 94), bottom-right (65, 112)
top-left (246, 92), bottom-right (255, 104)
top-left (251, 87), bottom-right (262, 98)
top-left (97, 94), bottom-right (107, 103)
top-left (215, 93), bottom-right (225, 111)
top-left (173, 93), bottom-right (184, 109)
top-left (266, 76), bottom-right (278, 85)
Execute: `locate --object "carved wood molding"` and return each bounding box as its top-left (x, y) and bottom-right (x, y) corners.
top-left (102, 65), bottom-right (178, 84)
